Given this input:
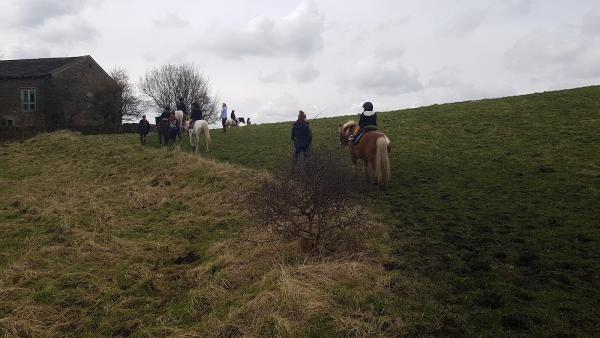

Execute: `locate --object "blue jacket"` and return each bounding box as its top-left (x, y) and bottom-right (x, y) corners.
top-left (291, 120), bottom-right (312, 148)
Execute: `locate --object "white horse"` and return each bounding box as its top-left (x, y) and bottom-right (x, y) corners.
top-left (184, 119), bottom-right (211, 153)
top-left (175, 110), bottom-right (185, 137)
top-left (226, 118), bottom-right (238, 128)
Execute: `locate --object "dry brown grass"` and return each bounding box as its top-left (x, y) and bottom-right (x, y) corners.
top-left (0, 131), bottom-right (427, 337)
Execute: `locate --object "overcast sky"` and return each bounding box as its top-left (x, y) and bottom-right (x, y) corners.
top-left (1, 0), bottom-right (599, 123)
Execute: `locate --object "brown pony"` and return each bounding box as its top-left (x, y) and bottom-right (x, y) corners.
top-left (338, 121), bottom-right (391, 187)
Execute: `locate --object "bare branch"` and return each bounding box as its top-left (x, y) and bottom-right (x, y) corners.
top-left (139, 64), bottom-right (219, 124)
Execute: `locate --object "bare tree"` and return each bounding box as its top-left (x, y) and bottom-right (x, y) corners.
top-left (139, 64), bottom-right (219, 124)
top-left (110, 67), bottom-right (142, 121)
top-left (249, 149), bottom-right (372, 254)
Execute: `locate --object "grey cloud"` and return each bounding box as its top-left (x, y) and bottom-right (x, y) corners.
top-left (428, 68), bottom-right (514, 101)
top-left (257, 93), bottom-right (301, 122)
top-left (503, 27), bottom-right (600, 79)
top-left (501, 0), bottom-right (532, 17)
top-left (582, 9), bottom-right (600, 36)
top-left (376, 16), bottom-right (411, 31)
top-left (204, 2), bottom-right (325, 59)
top-left (428, 68), bottom-right (461, 88)
top-left (1, 0), bottom-right (96, 28)
top-left (375, 43), bottom-right (405, 60)
top-left (441, 8), bottom-right (487, 37)
top-left (344, 59), bottom-right (423, 96)
top-left (258, 68), bottom-right (288, 83)
top-left (291, 64), bottom-right (320, 83)
top-left (8, 44), bottom-right (53, 59)
top-left (352, 17), bottom-right (410, 46)
top-left (152, 13), bottom-right (190, 28)
top-left (504, 28), bottom-right (578, 72)
top-left (36, 16), bottom-right (99, 44)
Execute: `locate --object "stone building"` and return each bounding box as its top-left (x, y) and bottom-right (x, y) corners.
top-left (0, 55), bottom-right (121, 131)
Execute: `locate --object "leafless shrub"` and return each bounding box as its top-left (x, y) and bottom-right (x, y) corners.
top-left (249, 149), bottom-right (371, 254)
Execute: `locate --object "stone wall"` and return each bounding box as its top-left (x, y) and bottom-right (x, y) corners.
top-left (0, 55), bottom-right (120, 131)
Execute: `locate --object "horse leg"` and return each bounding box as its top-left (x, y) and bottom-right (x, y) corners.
top-left (367, 160), bottom-right (377, 185)
top-left (350, 146), bottom-right (359, 175)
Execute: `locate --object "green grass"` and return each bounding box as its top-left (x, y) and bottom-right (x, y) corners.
top-left (168, 85), bottom-right (600, 336)
top-left (1, 85), bottom-right (599, 337)
top-left (0, 131), bottom-right (427, 337)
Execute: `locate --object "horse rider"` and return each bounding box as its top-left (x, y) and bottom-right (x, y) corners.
top-left (230, 110), bottom-right (238, 126)
top-left (220, 103), bottom-right (228, 132)
top-left (176, 97), bottom-right (187, 115)
top-left (291, 110), bottom-right (312, 160)
top-left (189, 101), bottom-right (203, 130)
top-left (159, 106), bottom-right (171, 121)
top-left (350, 101), bottom-right (376, 143)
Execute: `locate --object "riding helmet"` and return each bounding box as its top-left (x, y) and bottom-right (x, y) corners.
top-left (362, 102), bottom-right (373, 111)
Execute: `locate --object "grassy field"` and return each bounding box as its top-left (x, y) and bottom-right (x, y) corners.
top-left (0, 132), bottom-right (431, 337)
top-left (172, 86), bottom-right (600, 336)
top-left (1, 85), bottom-right (599, 337)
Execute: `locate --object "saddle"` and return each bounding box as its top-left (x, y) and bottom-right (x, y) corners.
top-left (353, 125), bottom-right (378, 145)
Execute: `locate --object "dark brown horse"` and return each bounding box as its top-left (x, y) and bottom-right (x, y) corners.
top-left (338, 120), bottom-right (391, 187)
top-left (155, 117), bottom-right (170, 146)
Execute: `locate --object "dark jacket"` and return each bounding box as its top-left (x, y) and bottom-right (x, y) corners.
top-left (176, 101), bottom-right (187, 114)
top-left (231, 111), bottom-right (236, 120)
top-left (191, 107), bottom-right (203, 121)
top-left (291, 120), bottom-right (312, 148)
top-left (358, 111), bottom-right (377, 129)
top-left (160, 110), bottom-right (171, 121)
top-left (138, 119), bottom-right (150, 134)
top-left (168, 116), bottom-right (179, 129)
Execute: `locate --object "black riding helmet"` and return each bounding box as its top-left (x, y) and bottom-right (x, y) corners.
top-left (362, 101), bottom-right (373, 111)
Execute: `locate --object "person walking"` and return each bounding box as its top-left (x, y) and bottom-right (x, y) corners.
top-left (138, 115), bottom-right (150, 145)
top-left (291, 110), bottom-right (312, 160)
top-left (220, 103), bottom-right (228, 133)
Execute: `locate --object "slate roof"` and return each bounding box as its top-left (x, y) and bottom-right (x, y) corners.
top-left (0, 56), bottom-right (87, 79)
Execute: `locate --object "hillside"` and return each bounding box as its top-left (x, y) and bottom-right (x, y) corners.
top-left (0, 85), bottom-right (599, 337)
top-left (176, 85), bottom-right (600, 336)
top-left (0, 132), bottom-right (424, 337)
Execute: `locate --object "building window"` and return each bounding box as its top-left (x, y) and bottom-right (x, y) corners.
top-left (21, 88), bottom-right (36, 112)
top-left (0, 119), bottom-right (15, 128)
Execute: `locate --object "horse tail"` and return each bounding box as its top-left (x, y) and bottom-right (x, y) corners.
top-left (203, 122), bottom-right (211, 148)
top-left (375, 136), bottom-right (391, 187)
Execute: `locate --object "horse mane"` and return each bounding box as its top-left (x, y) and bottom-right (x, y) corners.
top-left (341, 120), bottom-right (357, 136)
top-left (341, 120), bottom-right (356, 130)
